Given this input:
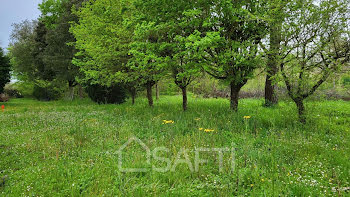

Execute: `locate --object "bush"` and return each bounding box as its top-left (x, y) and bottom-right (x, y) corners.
top-left (85, 83), bottom-right (127, 104)
top-left (9, 82), bottom-right (34, 97)
top-left (0, 93), bottom-right (10, 102)
top-left (4, 88), bottom-right (23, 98)
top-left (33, 85), bottom-right (61, 101)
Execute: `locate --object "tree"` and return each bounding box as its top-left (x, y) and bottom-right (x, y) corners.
top-left (128, 22), bottom-right (168, 107)
top-left (132, 0), bottom-right (201, 111)
top-left (71, 0), bottom-right (143, 103)
top-left (261, 0), bottom-right (286, 107)
top-left (40, 0), bottom-right (86, 100)
top-left (32, 21), bottom-right (56, 82)
top-left (185, 0), bottom-right (267, 111)
top-left (8, 20), bottom-right (38, 82)
top-left (0, 48), bottom-right (11, 94)
top-left (39, 0), bottom-right (66, 29)
top-left (279, 0), bottom-right (350, 123)
top-left (9, 20), bottom-right (55, 82)
top-left (171, 34), bottom-right (202, 111)
top-left (9, 20), bottom-right (64, 101)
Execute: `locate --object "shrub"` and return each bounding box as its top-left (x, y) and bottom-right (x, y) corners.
top-left (33, 85), bottom-right (61, 101)
top-left (85, 83), bottom-right (127, 104)
top-left (9, 82), bottom-right (34, 97)
top-left (4, 87), bottom-right (23, 98)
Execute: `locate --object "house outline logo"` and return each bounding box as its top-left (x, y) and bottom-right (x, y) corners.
top-left (117, 136), bottom-right (151, 172)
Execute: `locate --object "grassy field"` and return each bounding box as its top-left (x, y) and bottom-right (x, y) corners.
top-left (1, 96), bottom-right (350, 196)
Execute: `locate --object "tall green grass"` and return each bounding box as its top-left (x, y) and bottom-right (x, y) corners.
top-left (1, 96), bottom-right (349, 196)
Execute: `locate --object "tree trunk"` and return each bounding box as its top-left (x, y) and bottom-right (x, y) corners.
top-left (131, 88), bottom-right (136, 105)
top-left (78, 85), bottom-right (84, 98)
top-left (265, 73), bottom-right (278, 106)
top-left (295, 99), bottom-right (306, 124)
top-left (69, 86), bottom-right (74, 100)
top-left (68, 81), bottom-right (75, 101)
top-left (182, 86), bottom-right (188, 111)
top-left (230, 82), bottom-right (241, 112)
top-left (265, 19), bottom-right (281, 107)
top-left (156, 83), bottom-right (160, 100)
top-left (146, 82), bottom-right (154, 107)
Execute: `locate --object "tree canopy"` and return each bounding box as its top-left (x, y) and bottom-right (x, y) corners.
top-left (7, 0), bottom-right (350, 122)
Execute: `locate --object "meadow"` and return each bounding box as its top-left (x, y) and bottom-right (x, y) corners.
top-left (1, 96), bottom-right (350, 196)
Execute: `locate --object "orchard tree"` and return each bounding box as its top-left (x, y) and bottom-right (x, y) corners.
top-left (167, 6), bottom-right (203, 111)
top-left (279, 0), bottom-right (350, 123)
top-left (128, 22), bottom-right (168, 107)
top-left (0, 48), bottom-right (11, 94)
top-left (261, 0), bottom-right (287, 107)
top-left (133, 0), bottom-right (201, 111)
top-left (185, 0), bottom-right (267, 111)
top-left (171, 34), bottom-right (202, 111)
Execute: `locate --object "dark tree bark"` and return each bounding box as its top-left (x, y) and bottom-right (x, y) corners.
top-left (131, 88), bottom-right (136, 105)
top-left (265, 23), bottom-right (281, 107)
top-left (146, 81), bottom-right (154, 107)
top-left (181, 86), bottom-right (188, 111)
top-left (265, 71), bottom-right (278, 106)
top-left (230, 82), bottom-right (243, 112)
top-left (294, 98), bottom-right (306, 124)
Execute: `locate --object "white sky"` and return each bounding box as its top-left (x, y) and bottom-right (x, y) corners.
top-left (0, 0), bottom-right (42, 49)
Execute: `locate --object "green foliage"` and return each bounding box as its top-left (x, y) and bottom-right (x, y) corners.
top-left (7, 82), bottom-right (34, 97)
top-left (42, 0), bottom-right (85, 87)
top-left (128, 21), bottom-right (167, 85)
top-left (3, 86), bottom-right (23, 98)
top-left (0, 48), bottom-right (11, 93)
top-left (39, 0), bottom-right (67, 29)
top-left (8, 20), bottom-right (38, 82)
top-left (85, 83), bottom-right (127, 104)
top-left (278, 0), bottom-right (350, 122)
top-left (71, 0), bottom-right (136, 86)
top-left (32, 82), bottom-right (63, 101)
top-left (9, 0), bottom-right (85, 100)
top-left (342, 75), bottom-right (350, 86)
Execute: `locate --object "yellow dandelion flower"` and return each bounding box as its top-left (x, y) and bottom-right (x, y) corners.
top-left (244, 116), bottom-right (251, 119)
top-left (250, 184), bottom-right (254, 187)
top-left (162, 120), bottom-right (174, 124)
top-left (261, 178), bottom-right (265, 182)
top-left (204, 129), bottom-right (215, 132)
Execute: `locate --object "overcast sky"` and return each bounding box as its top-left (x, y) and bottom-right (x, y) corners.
top-left (0, 0), bottom-right (42, 49)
